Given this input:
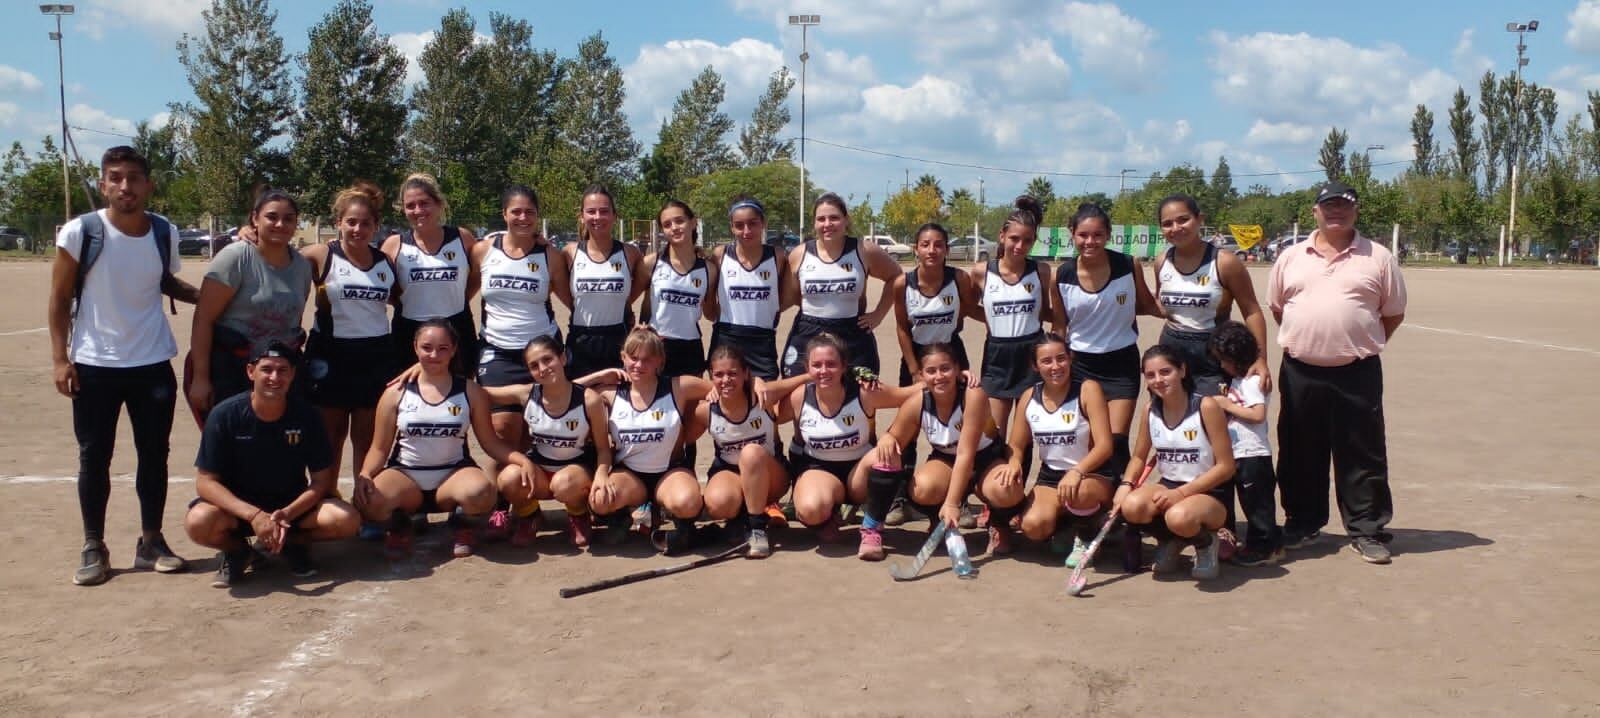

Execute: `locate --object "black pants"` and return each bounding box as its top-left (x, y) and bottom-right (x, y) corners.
top-left (1233, 456), bottom-right (1282, 549)
top-left (1276, 355), bottom-right (1392, 540)
top-left (72, 361), bottom-right (177, 541)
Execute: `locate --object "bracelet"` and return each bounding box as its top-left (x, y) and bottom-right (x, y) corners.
top-left (248, 509), bottom-right (262, 523)
top-left (1119, 481), bottom-right (1133, 487)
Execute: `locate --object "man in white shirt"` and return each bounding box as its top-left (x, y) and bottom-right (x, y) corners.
top-left (47, 146), bottom-right (200, 586)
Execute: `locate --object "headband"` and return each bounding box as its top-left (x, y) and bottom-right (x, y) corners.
top-left (728, 199), bottom-right (765, 219)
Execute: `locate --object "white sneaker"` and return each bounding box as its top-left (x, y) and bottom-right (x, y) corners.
top-left (1192, 531), bottom-right (1221, 580)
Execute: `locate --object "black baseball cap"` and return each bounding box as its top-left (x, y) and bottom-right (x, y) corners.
top-left (1315, 181), bottom-right (1358, 205)
top-left (249, 341), bottom-right (301, 364)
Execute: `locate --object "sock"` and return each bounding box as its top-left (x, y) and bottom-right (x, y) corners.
top-left (865, 464), bottom-right (905, 527)
top-left (747, 511), bottom-right (769, 533)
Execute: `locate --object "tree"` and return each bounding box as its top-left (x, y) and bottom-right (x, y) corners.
top-left (946, 189), bottom-right (981, 237)
top-left (291, 0), bottom-right (407, 220)
top-left (132, 120), bottom-right (201, 222)
top-left (882, 185), bottom-right (943, 240)
top-left (653, 65), bottom-right (736, 191)
top-left (1024, 176), bottom-right (1055, 209)
top-left (1409, 104), bottom-right (1437, 177)
top-left (850, 196), bottom-right (878, 234)
top-left (1448, 87), bottom-right (1480, 185)
top-left (176, 0), bottom-right (293, 221)
top-left (406, 9), bottom-right (480, 186)
top-left (1348, 150), bottom-right (1373, 187)
top-left (913, 174), bottom-right (943, 205)
top-left (1207, 156), bottom-right (1237, 218)
top-left (678, 160), bottom-right (820, 238)
top-left (0, 137), bottom-right (98, 243)
top-left (1318, 127), bottom-right (1348, 182)
top-left (555, 32), bottom-right (640, 185)
top-left (739, 68), bottom-right (795, 166)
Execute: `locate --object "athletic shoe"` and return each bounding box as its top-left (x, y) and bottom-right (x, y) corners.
top-left (484, 510), bottom-right (512, 542)
top-left (975, 505), bottom-right (991, 529)
top-left (1283, 528), bottom-right (1321, 550)
top-left (1064, 535), bottom-right (1090, 569)
top-left (1191, 531), bottom-right (1221, 580)
top-left (816, 515), bottom-right (844, 544)
top-left (987, 525), bottom-right (1015, 556)
top-left (511, 515), bottom-right (538, 548)
top-left (282, 543), bottom-right (317, 577)
top-left (357, 522), bottom-right (385, 541)
top-left (133, 533), bottom-right (188, 573)
top-left (856, 527), bottom-right (885, 561)
top-left (1216, 527), bottom-right (1238, 563)
top-left (631, 502), bottom-right (655, 534)
top-left (1350, 536), bottom-right (1392, 564)
top-left (383, 530), bottom-right (413, 560)
top-left (1152, 538), bottom-right (1183, 574)
top-left (1230, 543), bottom-right (1284, 567)
top-left (958, 504), bottom-right (978, 530)
top-left (73, 539), bottom-right (110, 587)
top-left (763, 503), bottom-right (788, 529)
top-left (884, 497), bottom-right (910, 526)
top-left (567, 514), bottom-right (593, 549)
top-left (211, 549), bottom-right (248, 589)
top-left (747, 528), bottom-right (771, 558)
top-left (451, 526), bottom-right (476, 558)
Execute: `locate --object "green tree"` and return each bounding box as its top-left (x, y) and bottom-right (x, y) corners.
top-left (1024, 176), bottom-right (1055, 210)
top-left (1318, 127), bottom-right (1348, 182)
top-left (1410, 104), bottom-right (1437, 177)
top-left (882, 185), bottom-right (943, 240)
top-left (131, 119), bottom-right (201, 222)
top-left (913, 174), bottom-right (943, 205)
top-left (0, 137), bottom-right (98, 244)
top-left (556, 32), bottom-right (640, 185)
top-left (739, 67), bottom-right (795, 166)
top-left (653, 65), bottom-right (736, 190)
top-left (946, 189), bottom-right (981, 237)
top-left (1448, 87), bottom-right (1480, 185)
top-left (679, 160), bottom-right (820, 239)
top-left (1207, 156), bottom-right (1237, 219)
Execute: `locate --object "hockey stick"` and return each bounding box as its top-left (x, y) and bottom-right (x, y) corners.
top-left (1065, 458), bottom-right (1156, 597)
top-left (888, 520), bottom-right (948, 581)
top-left (559, 542), bottom-right (749, 598)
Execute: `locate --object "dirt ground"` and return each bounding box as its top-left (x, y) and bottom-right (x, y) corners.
top-left (1, 257), bottom-right (1597, 717)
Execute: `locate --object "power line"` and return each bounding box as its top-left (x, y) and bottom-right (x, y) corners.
top-left (70, 125), bottom-right (135, 139)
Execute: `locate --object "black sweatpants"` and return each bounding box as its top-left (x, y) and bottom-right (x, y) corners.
top-left (1233, 456), bottom-right (1282, 549)
top-left (1275, 355), bottom-right (1392, 540)
top-left (72, 361), bottom-right (178, 541)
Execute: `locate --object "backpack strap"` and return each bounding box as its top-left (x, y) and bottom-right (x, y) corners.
top-left (72, 212), bottom-right (181, 320)
top-left (148, 213), bottom-right (180, 315)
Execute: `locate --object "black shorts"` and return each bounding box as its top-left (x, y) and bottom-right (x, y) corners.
top-left (529, 444), bottom-right (598, 474)
top-left (708, 323), bottom-right (779, 380)
top-left (899, 334), bottom-right (971, 386)
top-left (393, 310), bottom-right (480, 376)
top-left (782, 314), bottom-right (878, 378)
top-left (1158, 478), bottom-right (1233, 507)
top-left (1036, 465), bottom-right (1114, 490)
top-left (789, 452), bottom-right (863, 486)
top-left (924, 442), bottom-right (1005, 482)
top-left (306, 332), bottom-right (392, 409)
top-left (476, 342), bottom-right (534, 412)
top-left (567, 323), bottom-right (626, 380)
top-left (980, 331), bottom-right (1043, 399)
top-left (661, 337), bottom-right (707, 378)
top-left (708, 452), bottom-right (791, 479)
top-left (1071, 344), bottom-right (1141, 401)
top-left (1160, 326), bottom-right (1225, 397)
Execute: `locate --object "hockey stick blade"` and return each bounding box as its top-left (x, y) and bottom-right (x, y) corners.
top-left (1067, 460), bottom-right (1156, 597)
top-left (889, 522), bottom-right (948, 581)
top-left (559, 542), bottom-right (749, 598)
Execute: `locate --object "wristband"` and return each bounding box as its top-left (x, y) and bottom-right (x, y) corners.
top-left (1119, 481), bottom-right (1133, 487)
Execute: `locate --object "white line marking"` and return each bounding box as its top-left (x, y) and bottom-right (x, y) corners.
top-left (1407, 323), bottom-right (1600, 358)
top-left (231, 586), bottom-right (387, 717)
top-left (0, 474), bottom-right (195, 484)
top-left (0, 327), bottom-right (46, 336)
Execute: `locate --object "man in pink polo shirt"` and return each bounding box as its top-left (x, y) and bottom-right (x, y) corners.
top-left (1267, 181), bottom-right (1406, 564)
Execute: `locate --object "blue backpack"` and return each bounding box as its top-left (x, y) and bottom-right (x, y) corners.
top-left (71, 211), bottom-right (182, 319)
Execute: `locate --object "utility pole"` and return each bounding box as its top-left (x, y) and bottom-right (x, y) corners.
top-left (904, 168), bottom-right (909, 193)
top-left (1119, 168), bottom-right (1137, 196)
top-left (41, 4), bottom-right (76, 227)
top-left (788, 14), bottom-right (820, 236)
top-left (1505, 19), bottom-right (1538, 262)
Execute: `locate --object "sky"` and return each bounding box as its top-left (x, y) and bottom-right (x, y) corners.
top-left (1, 0), bottom-right (1596, 211)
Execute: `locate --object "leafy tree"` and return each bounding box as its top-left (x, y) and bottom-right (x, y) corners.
top-left (1207, 156), bottom-right (1237, 219)
top-left (555, 32), bottom-right (640, 185)
top-left (0, 137), bottom-right (98, 244)
top-left (913, 174), bottom-right (943, 205)
top-left (946, 189), bottom-right (981, 237)
top-left (739, 68), bottom-right (795, 166)
top-left (653, 65), bottom-right (736, 191)
top-left (1318, 127), bottom-right (1348, 182)
top-left (1410, 104), bottom-right (1437, 177)
top-left (1448, 87), bottom-right (1480, 185)
top-left (882, 185), bottom-right (943, 240)
top-left (679, 160), bottom-right (820, 239)
top-left (1024, 176), bottom-right (1055, 210)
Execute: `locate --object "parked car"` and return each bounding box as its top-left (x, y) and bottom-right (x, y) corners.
top-left (176, 228), bottom-right (211, 256)
top-left (949, 235), bottom-right (995, 262)
top-left (863, 234), bottom-right (912, 258)
top-left (549, 232), bottom-right (578, 249)
top-left (0, 225), bottom-right (31, 251)
top-left (1208, 234), bottom-right (1245, 257)
top-left (1266, 234), bottom-right (1310, 261)
top-left (765, 229), bottom-right (802, 251)
top-left (209, 227), bottom-right (240, 256)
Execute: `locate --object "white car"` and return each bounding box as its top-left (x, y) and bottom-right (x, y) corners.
top-left (949, 235), bottom-right (995, 262)
top-left (863, 234), bottom-right (913, 258)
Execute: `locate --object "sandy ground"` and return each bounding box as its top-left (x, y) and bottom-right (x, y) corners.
top-left (1, 257), bottom-right (1597, 717)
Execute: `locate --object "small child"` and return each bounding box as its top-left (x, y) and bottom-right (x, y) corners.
top-left (1208, 322), bottom-right (1283, 566)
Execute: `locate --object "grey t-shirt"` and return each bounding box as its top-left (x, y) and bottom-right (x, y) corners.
top-left (205, 241), bottom-right (312, 353)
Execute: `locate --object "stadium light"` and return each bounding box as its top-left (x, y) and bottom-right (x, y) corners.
top-left (788, 14), bottom-right (820, 237)
top-left (1504, 19), bottom-right (1537, 265)
top-left (40, 4), bottom-right (75, 226)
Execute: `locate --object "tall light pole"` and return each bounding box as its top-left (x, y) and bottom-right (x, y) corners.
top-left (1119, 169), bottom-right (1138, 196)
top-left (1505, 19), bottom-right (1538, 261)
top-left (788, 14), bottom-right (820, 237)
top-left (41, 4), bottom-right (75, 226)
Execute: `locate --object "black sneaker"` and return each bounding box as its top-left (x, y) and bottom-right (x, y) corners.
top-left (1230, 543), bottom-right (1284, 567)
top-left (282, 542), bottom-right (317, 577)
top-left (73, 539), bottom-right (110, 586)
top-left (1283, 528), bottom-right (1322, 550)
top-left (1350, 536), bottom-right (1392, 564)
top-left (211, 549), bottom-right (249, 588)
top-left (133, 533), bottom-right (188, 573)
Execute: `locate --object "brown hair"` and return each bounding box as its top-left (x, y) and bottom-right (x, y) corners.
top-left (812, 192), bottom-right (849, 222)
top-left (1001, 195), bottom-right (1043, 237)
top-left (332, 181), bottom-right (384, 223)
top-left (579, 184), bottom-right (617, 244)
top-left (621, 326), bottom-right (665, 362)
top-left (397, 173), bottom-right (448, 218)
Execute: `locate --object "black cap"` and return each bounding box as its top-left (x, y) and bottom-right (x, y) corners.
top-left (1315, 181), bottom-right (1358, 205)
top-left (249, 340), bottom-right (301, 365)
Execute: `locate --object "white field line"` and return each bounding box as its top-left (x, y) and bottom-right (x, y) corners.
top-left (230, 586), bottom-right (388, 718)
top-left (1406, 323), bottom-right (1600, 358)
top-left (0, 327), bottom-right (46, 337)
top-left (0, 474), bottom-right (194, 484)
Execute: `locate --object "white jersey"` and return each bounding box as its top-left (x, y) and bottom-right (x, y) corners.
top-left (717, 244), bottom-right (781, 329)
top-left (523, 385), bottom-right (591, 467)
top-left (904, 266), bottom-right (962, 345)
top-left (1222, 375), bottom-right (1271, 459)
top-left (395, 227), bottom-right (469, 321)
top-left (920, 388), bottom-right (994, 456)
top-left (795, 384), bottom-right (870, 462)
top-left (1149, 395), bottom-right (1215, 484)
top-left (797, 238), bottom-right (866, 319)
top-left (649, 254), bottom-right (709, 340)
top-left (1057, 252), bottom-right (1139, 353)
top-left (479, 234), bottom-right (556, 349)
top-left (316, 242), bottom-right (395, 340)
top-left (983, 260), bottom-right (1044, 338)
top-left (390, 378), bottom-right (472, 489)
top-left (609, 381), bottom-right (681, 474)
top-left (708, 399), bottom-right (776, 464)
top-left (570, 239), bottom-right (633, 328)
top-left (1158, 244), bottom-right (1224, 332)
top-left (1024, 384), bottom-right (1090, 472)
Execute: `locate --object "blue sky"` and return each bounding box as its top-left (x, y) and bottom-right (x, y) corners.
top-left (1, 0), bottom-right (1596, 210)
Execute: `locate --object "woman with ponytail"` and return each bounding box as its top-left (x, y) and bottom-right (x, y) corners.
top-left (563, 185), bottom-right (645, 378)
top-left (708, 196), bottom-right (790, 380)
top-left (967, 196), bottom-right (1054, 443)
top-left (382, 173), bottom-right (482, 375)
top-left (779, 193), bottom-right (902, 378)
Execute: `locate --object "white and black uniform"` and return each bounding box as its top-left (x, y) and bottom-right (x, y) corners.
top-left (1057, 252), bottom-right (1142, 401)
top-left (920, 387), bottom-right (1000, 467)
top-left (979, 259), bottom-right (1045, 399)
top-left (1023, 383), bottom-right (1094, 488)
top-left (648, 254), bottom-right (710, 377)
top-left (707, 398), bottom-right (779, 475)
top-left (477, 234), bottom-right (558, 393)
top-left (782, 238), bottom-right (878, 377)
top-left (567, 238), bottom-right (634, 379)
top-left (1149, 395), bottom-right (1230, 503)
top-left (307, 241), bottom-right (396, 408)
top-left (790, 383), bottom-right (870, 482)
top-left (899, 266), bottom-right (969, 386)
top-left (1157, 244), bottom-right (1227, 394)
top-left (608, 381), bottom-right (683, 487)
top-left (710, 244), bottom-right (782, 379)
top-left (523, 384), bottom-right (595, 471)
top-left (392, 226), bottom-right (479, 374)
top-left (387, 377), bottom-right (475, 491)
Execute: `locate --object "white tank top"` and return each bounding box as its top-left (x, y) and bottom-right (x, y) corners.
top-left (570, 239), bottom-right (633, 328)
top-left (395, 227), bottom-right (469, 320)
top-left (1158, 245), bottom-right (1224, 332)
top-left (796, 383), bottom-right (870, 462)
top-left (390, 378), bottom-right (472, 484)
top-left (523, 384), bottom-right (590, 466)
top-left (1149, 395), bottom-right (1215, 484)
top-left (983, 260), bottom-right (1044, 338)
top-left (797, 238), bottom-right (866, 319)
top-left (717, 244), bottom-right (781, 329)
top-left (1057, 252), bottom-right (1140, 353)
top-left (921, 387), bottom-right (994, 456)
top-left (649, 254), bottom-right (708, 340)
top-left (708, 398), bottom-right (776, 464)
top-left (904, 266), bottom-right (962, 345)
top-left (1024, 384), bottom-right (1090, 471)
top-left (609, 381), bottom-right (681, 473)
top-left (316, 242), bottom-right (394, 339)
top-left (479, 234), bottom-right (556, 349)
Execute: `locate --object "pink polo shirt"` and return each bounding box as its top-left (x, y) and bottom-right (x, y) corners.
top-left (1267, 232), bottom-right (1406, 367)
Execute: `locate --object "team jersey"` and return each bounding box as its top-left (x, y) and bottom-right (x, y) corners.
top-left (708, 399), bottom-right (777, 464)
top-left (395, 227), bottom-right (469, 321)
top-left (389, 377), bottom-right (472, 486)
top-left (315, 241), bottom-right (394, 339)
top-left (523, 384), bottom-right (590, 466)
top-left (717, 244), bottom-right (781, 329)
top-left (479, 233), bottom-right (556, 349)
top-left (1158, 244), bottom-right (1224, 332)
top-left (1222, 375), bottom-right (1271, 459)
top-left (797, 238), bottom-right (866, 319)
top-left (1057, 252), bottom-right (1139, 353)
top-left (795, 383), bottom-right (870, 462)
top-left (920, 387), bottom-right (994, 456)
top-left (1149, 395), bottom-right (1215, 484)
top-left (904, 266), bottom-right (962, 345)
top-left (1024, 383), bottom-right (1090, 471)
top-left (609, 381), bottom-right (681, 474)
top-left (983, 260), bottom-right (1044, 338)
top-left (570, 239), bottom-right (633, 328)
top-left (649, 254), bottom-right (709, 340)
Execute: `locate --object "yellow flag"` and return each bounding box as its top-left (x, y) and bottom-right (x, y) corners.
top-left (1229, 224), bottom-right (1264, 251)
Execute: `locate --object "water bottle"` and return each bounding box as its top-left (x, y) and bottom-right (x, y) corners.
top-left (945, 530), bottom-right (977, 579)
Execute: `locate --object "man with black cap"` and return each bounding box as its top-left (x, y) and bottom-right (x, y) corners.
top-left (184, 342), bottom-right (359, 588)
top-left (1266, 181), bottom-right (1407, 564)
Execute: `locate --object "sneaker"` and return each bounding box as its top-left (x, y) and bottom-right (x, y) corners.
top-left (1230, 543), bottom-right (1284, 567)
top-left (282, 543), bottom-right (317, 577)
top-left (1064, 535), bottom-right (1090, 569)
top-left (73, 540), bottom-right (110, 586)
top-left (1152, 538), bottom-right (1183, 574)
top-left (1350, 536), bottom-right (1392, 564)
top-left (451, 526), bottom-right (477, 558)
top-left (483, 510), bottom-right (512, 542)
top-left (816, 514), bottom-right (844, 544)
top-left (567, 514), bottom-right (593, 549)
top-left (1191, 531), bottom-right (1221, 579)
top-left (987, 525), bottom-right (1015, 556)
top-left (884, 497), bottom-right (910, 526)
top-left (763, 503), bottom-right (788, 529)
top-left (975, 505), bottom-right (991, 529)
top-left (958, 504), bottom-right (978, 530)
top-left (857, 527), bottom-right (885, 561)
top-left (133, 533), bottom-right (187, 573)
top-left (211, 549), bottom-right (248, 588)
top-left (511, 514), bottom-right (539, 548)
top-left (631, 502), bottom-right (655, 535)
top-left (1121, 525), bottom-right (1144, 573)
top-left (1283, 528), bottom-right (1322, 550)
top-left (747, 528), bottom-right (771, 558)
top-left (383, 530), bottom-right (413, 560)
top-left (1216, 528), bottom-right (1238, 563)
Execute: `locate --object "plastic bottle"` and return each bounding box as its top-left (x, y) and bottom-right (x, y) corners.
top-left (945, 530), bottom-right (977, 579)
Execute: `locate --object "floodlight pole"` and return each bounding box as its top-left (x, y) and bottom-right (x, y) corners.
top-left (1505, 20), bottom-right (1537, 263)
top-left (41, 4), bottom-right (76, 225)
top-left (788, 14), bottom-right (820, 237)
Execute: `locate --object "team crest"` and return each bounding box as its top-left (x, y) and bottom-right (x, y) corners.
top-left (942, 295), bottom-right (954, 306)
top-left (284, 428), bottom-right (301, 446)
top-left (565, 419), bottom-right (578, 430)
top-left (691, 277), bottom-right (702, 288)
top-left (751, 418), bottom-right (762, 430)
top-left (759, 270), bottom-right (771, 280)
top-left (528, 262), bottom-right (541, 272)
top-left (843, 416), bottom-right (856, 426)
top-left (1062, 412), bottom-right (1075, 424)
top-left (651, 410), bottom-right (664, 421)
top-left (377, 271), bottom-right (386, 282)
top-left (448, 405), bottom-right (462, 416)
top-left (953, 420), bottom-right (963, 430)
top-left (610, 261), bottom-right (622, 272)
top-left (445, 251), bottom-right (456, 261)
top-left (1116, 292), bottom-right (1127, 305)
top-left (1183, 429), bottom-right (1198, 440)
top-left (1197, 275), bottom-right (1210, 287)
top-left (841, 263), bottom-right (853, 272)
top-left (1024, 282), bottom-right (1034, 293)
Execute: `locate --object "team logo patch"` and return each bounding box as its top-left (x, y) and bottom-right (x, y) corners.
top-left (284, 429), bottom-right (301, 446)
top-left (448, 404), bottom-right (462, 417)
top-left (377, 271), bottom-right (387, 282)
top-left (565, 419), bottom-right (578, 430)
top-left (337, 266), bottom-right (351, 277)
top-left (759, 270), bottom-right (771, 281)
top-left (1062, 412), bottom-right (1075, 424)
top-left (843, 415), bottom-right (856, 427)
top-left (751, 418), bottom-right (763, 430)
top-left (651, 410), bottom-right (664, 421)
top-left (1024, 282), bottom-right (1035, 293)
top-left (528, 262), bottom-right (541, 272)
top-left (1183, 429), bottom-right (1198, 441)
top-left (610, 261), bottom-right (622, 272)
top-left (942, 295), bottom-right (954, 306)
top-left (953, 420), bottom-right (963, 431)
top-left (841, 263), bottom-right (853, 272)
top-left (445, 250), bottom-right (456, 261)
top-left (1116, 291), bottom-right (1127, 305)
top-left (1197, 275), bottom-right (1210, 287)
top-left (691, 277), bottom-right (702, 288)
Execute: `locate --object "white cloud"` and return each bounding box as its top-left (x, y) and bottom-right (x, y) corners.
top-left (861, 75), bottom-right (971, 124)
top-left (0, 66), bottom-right (42, 93)
top-left (0, 102), bottom-right (19, 127)
top-left (1245, 120), bottom-right (1318, 147)
top-left (1052, 2), bottom-right (1160, 91)
top-left (1569, 0), bottom-right (1600, 53)
top-left (79, 0), bottom-right (208, 39)
top-left (390, 31), bottom-right (434, 88)
top-left (623, 38), bottom-right (790, 134)
top-left (1451, 29), bottom-right (1494, 77)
